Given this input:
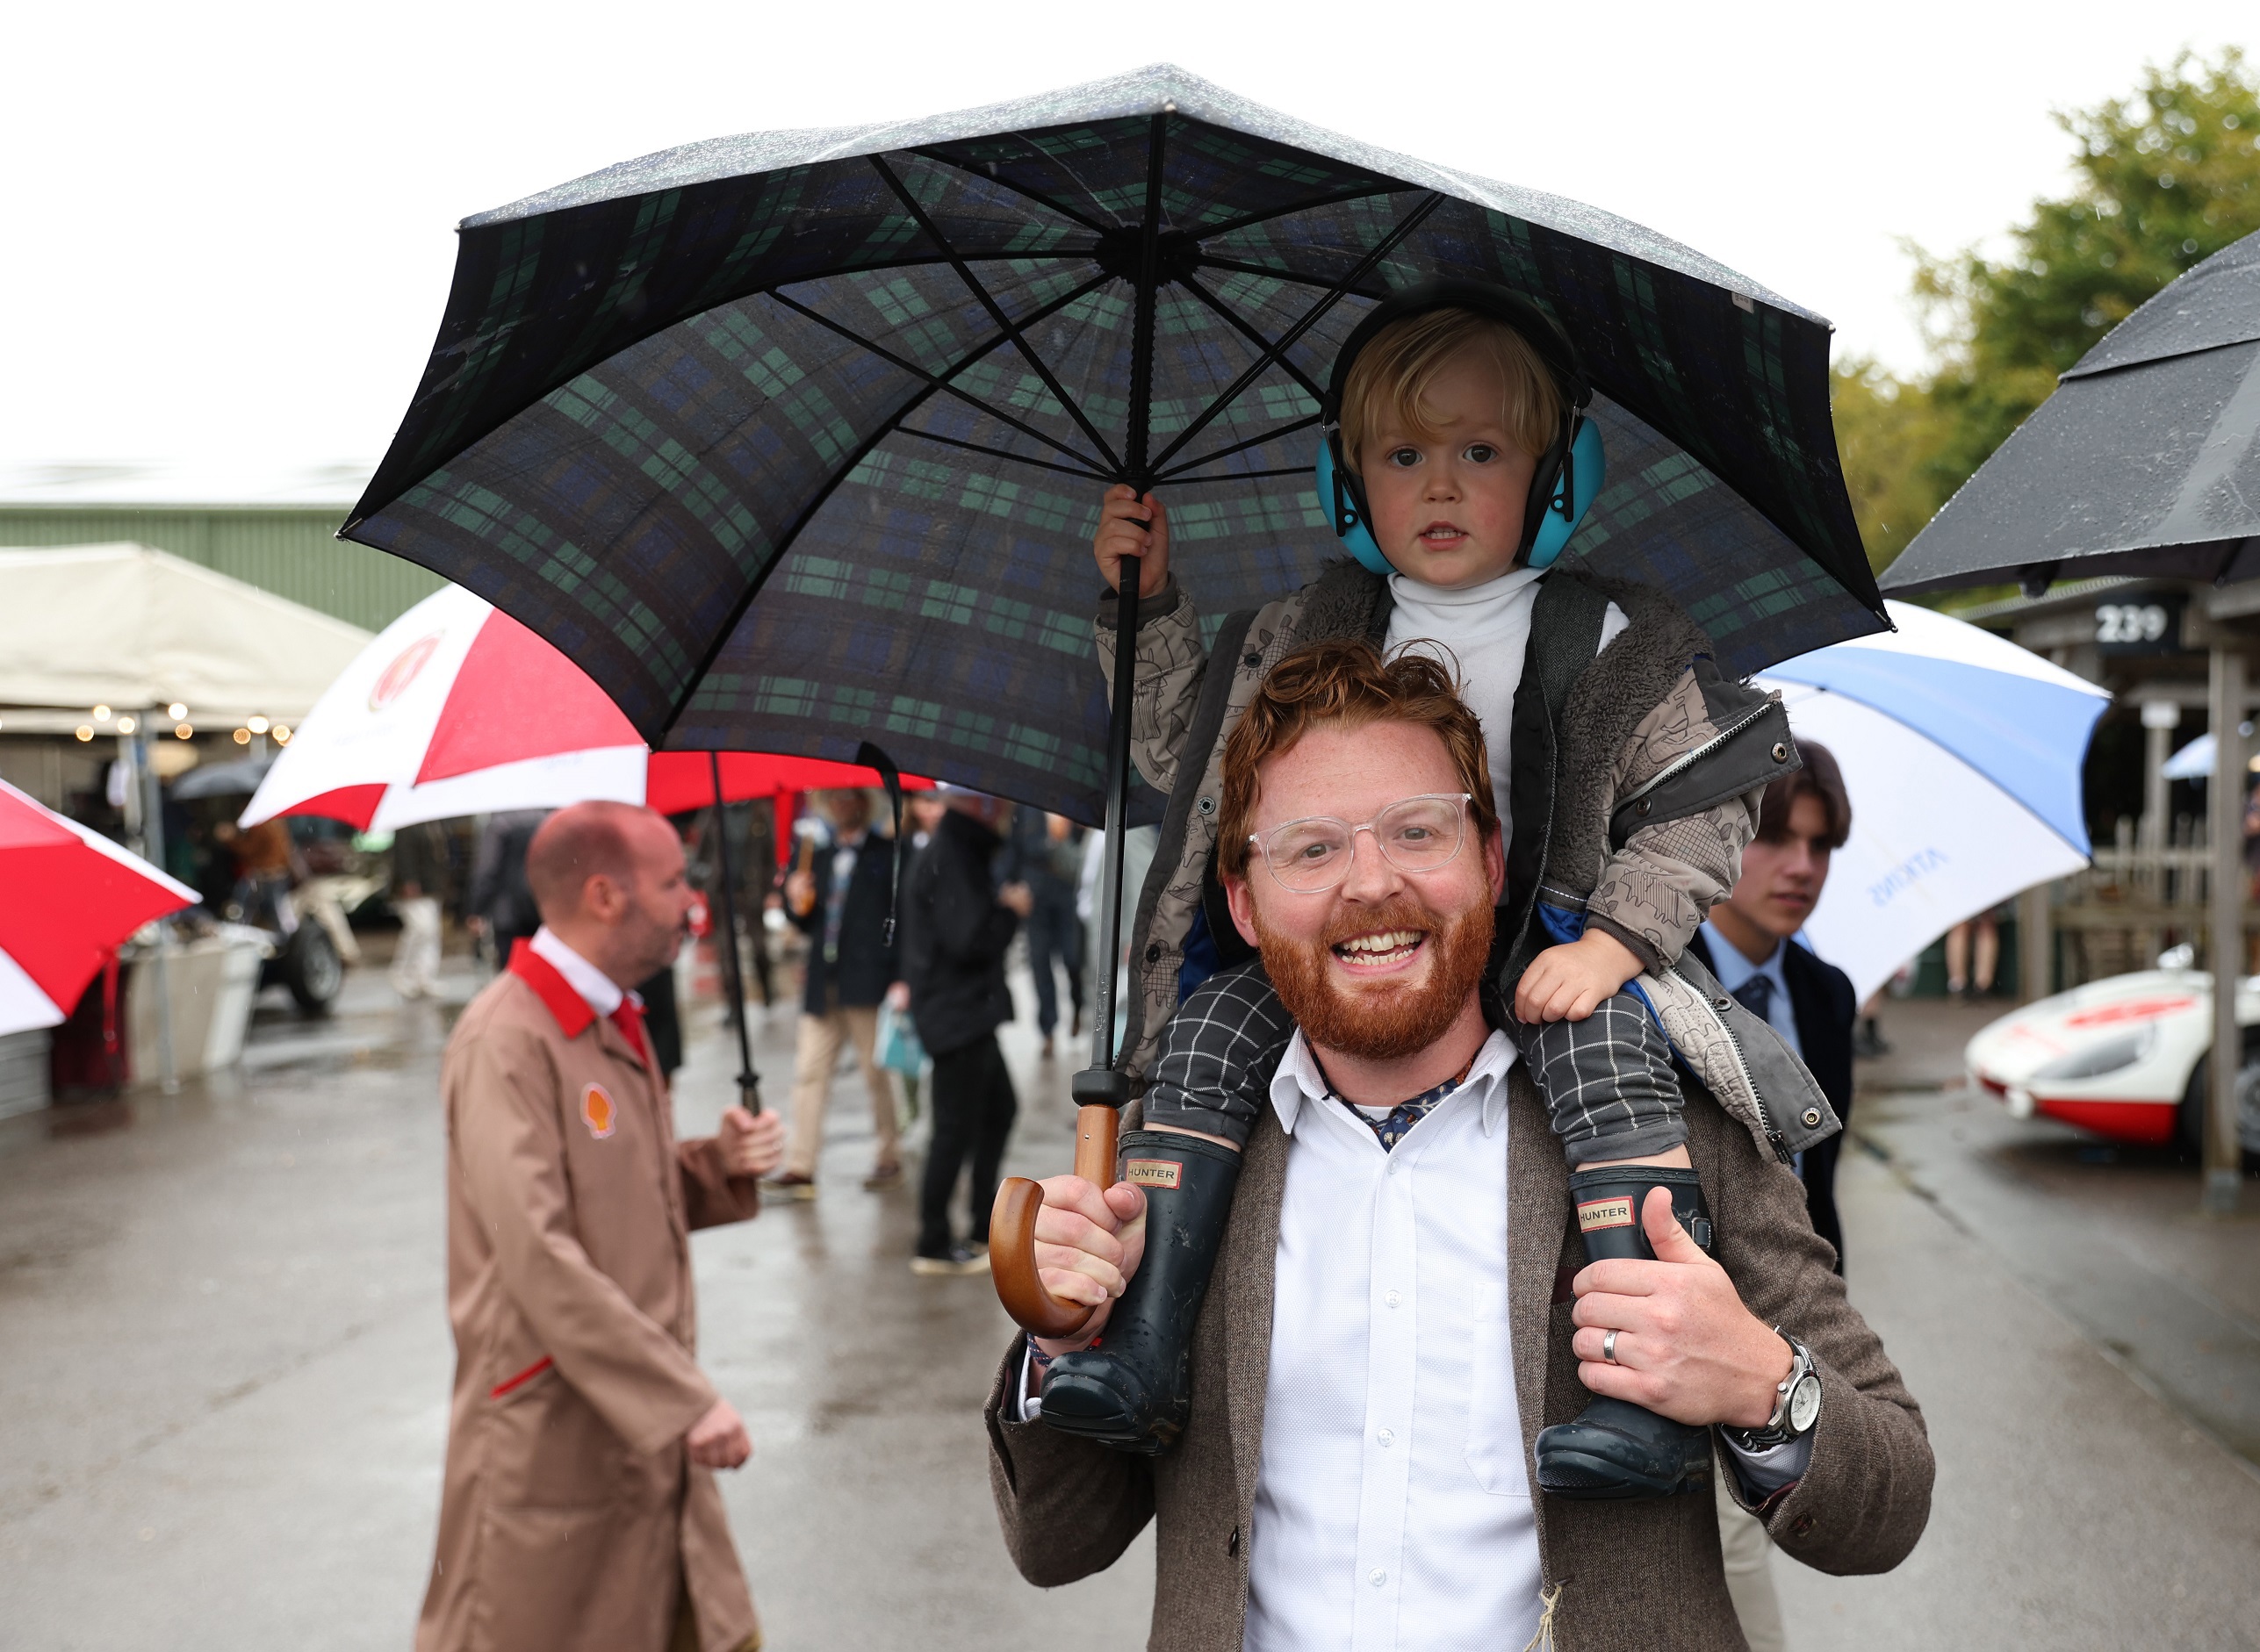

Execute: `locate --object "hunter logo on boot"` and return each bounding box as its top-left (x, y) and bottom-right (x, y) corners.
top-left (1124, 1159), bottom-right (1183, 1189)
top-left (1576, 1196), bottom-right (1635, 1232)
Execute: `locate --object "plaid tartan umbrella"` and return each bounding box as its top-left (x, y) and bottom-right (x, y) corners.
top-left (342, 64), bottom-right (1882, 829)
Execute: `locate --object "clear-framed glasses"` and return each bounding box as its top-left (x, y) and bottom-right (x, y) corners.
top-left (1249, 793), bottom-right (1472, 894)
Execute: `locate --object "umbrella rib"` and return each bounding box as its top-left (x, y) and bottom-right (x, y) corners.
top-left (1154, 412), bottom-right (1323, 482)
top-left (659, 271), bottom-right (1125, 736)
top-left (1159, 463), bottom-right (1316, 485)
top-left (766, 279), bottom-right (1114, 475)
top-left (869, 156), bottom-right (1127, 478)
top-left (898, 425), bottom-right (1112, 480)
top-left (1146, 192), bottom-right (1443, 475)
top-left (903, 142), bottom-right (1113, 233)
top-left (1192, 255), bottom-right (1395, 298)
top-left (1175, 271), bottom-right (1329, 406)
top-left (1184, 183), bottom-right (1428, 245)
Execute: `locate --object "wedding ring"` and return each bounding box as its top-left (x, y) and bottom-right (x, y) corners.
top-left (1601, 1329), bottom-right (1621, 1365)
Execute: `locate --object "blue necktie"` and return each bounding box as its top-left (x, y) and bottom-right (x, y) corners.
top-left (1341, 1071), bottom-right (1465, 1152)
top-left (1731, 973), bottom-right (1774, 1025)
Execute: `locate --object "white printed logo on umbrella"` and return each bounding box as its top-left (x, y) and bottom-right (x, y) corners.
top-left (369, 632), bottom-right (444, 712)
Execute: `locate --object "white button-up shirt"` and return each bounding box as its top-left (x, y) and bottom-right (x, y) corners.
top-left (529, 925), bottom-right (628, 1015)
top-left (1698, 919), bottom-right (1801, 1059)
top-left (1246, 1026), bottom-right (1544, 1652)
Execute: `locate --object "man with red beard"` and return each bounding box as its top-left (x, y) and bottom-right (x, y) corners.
top-left (982, 642), bottom-right (1931, 1651)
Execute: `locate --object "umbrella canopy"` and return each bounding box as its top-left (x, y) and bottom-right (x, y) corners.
top-left (238, 584), bottom-right (930, 830)
top-left (2161, 729), bottom-right (2260, 781)
top-left (172, 756), bottom-right (276, 801)
top-left (342, 64), bottom-right (1883, 824)
top-left (0, 779), bottom-right (199, 1036)
top-left (1758, 601), bottom-right (2110, 1003)
top-left (1884, 229), bottom-right (2260, 595)
top-left (0, 544), bottom-right (371, 723)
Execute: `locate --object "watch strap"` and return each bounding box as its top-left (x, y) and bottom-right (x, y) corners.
top-left (1721, 1330), bottom-right (1817, 1451)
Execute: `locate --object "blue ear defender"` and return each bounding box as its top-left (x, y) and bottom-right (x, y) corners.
top-left (1314, 430), bottom-right (1394, 577)
top-left (1313, 414), bottom-right (1606, 577)
top-left (1525, 415), bottom-right (1607, 571)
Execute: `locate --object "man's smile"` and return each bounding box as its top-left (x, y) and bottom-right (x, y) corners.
top-left (1332, 927), bottom-right (1431, 973)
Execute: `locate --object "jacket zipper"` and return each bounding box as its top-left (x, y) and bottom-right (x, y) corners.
top-left (1674, 961), bottom-right (1793, 1165)
top-left (1616, 695), bottom-right (1778, 812)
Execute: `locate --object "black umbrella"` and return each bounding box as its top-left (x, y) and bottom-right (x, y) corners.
top-left (342, 64), bottom-right (1885, 1324)
top-left (344, 63), bottom-right (1881, 826)
top-left (1884, 228), bottom-right (2260, 596)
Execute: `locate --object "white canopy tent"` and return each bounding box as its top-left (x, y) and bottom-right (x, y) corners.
top-left (0, 543), bottom-right (371, 724)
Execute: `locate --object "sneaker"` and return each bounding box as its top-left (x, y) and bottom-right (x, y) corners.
top-left (763, 1173), bottom-right (818, 1202)
top-left (910, 1246), bottom-right (990, 1276)
top-left (862, 1161), bottom-right (904, 1191)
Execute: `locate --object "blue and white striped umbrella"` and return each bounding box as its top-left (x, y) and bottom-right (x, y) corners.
top-left (1757, 600), bottom-right (2110, 1002)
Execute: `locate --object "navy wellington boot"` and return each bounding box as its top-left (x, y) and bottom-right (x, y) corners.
top-left (1534, 1165), bottom-right (1718, 1499)
top-left (1038, 1131), bottom-right (1241, 1455)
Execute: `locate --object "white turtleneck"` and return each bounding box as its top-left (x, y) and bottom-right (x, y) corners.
top-left (1385, 570), bottom-right (1627, 846)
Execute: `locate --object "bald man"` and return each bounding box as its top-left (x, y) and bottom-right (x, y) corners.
top-left (419, 801), bottom-right (784, 1652)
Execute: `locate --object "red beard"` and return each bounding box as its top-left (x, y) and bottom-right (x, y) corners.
top-left (1256, 893), bottom-right (1494, 1062)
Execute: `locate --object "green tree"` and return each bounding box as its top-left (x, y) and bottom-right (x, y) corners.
top-left (1840, 48), bottom-right (2260, 576)
top-left (1830, 357), bottom-right (1951, 571)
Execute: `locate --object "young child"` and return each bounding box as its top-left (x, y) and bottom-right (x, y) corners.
top-left (1029, 282), bottom-right (1831, 1498)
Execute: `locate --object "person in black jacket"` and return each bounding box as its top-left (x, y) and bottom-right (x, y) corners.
top-left (1684, 739), bottom-right (1858, 1652)
top-left (1686, 742), bottom-right (1858, 1268)
top-left (767, 789), bottom-right (904, 1197)
top-left (898, 789), bottom-right (1033, 1275)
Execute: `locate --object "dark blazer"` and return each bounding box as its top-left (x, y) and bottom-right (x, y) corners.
top-left (787, 833), bottom-right (900, 1014)
top-left (898, 808), bottom-right (1018, 1056)
top-left (985, 1065), bottom-right (1932, 1650)
top-left (1688, 930), bottom-right (1858, 1268)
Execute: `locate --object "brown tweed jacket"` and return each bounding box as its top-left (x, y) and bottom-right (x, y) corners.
top-left (984, 1069), bottom-right (1932, 1651)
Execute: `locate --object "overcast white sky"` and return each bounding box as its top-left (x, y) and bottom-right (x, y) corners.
top-left (2, 0), bottom-right (2250, 483)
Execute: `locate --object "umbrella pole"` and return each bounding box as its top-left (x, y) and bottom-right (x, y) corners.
top-left (991, 114), bottom-right (1170, 1339)
top-left (990, 555), bottom-right (1142, 1338)
top-left (706, 751), bottom-right (762, 1115)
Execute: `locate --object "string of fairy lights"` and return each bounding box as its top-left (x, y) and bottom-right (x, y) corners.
top-left (61, 704), bottom-right (292, 747)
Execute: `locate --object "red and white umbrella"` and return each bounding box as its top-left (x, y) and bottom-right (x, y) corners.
top-left (240, 585), bottom-right (929, 830)
top-left (0, 779), bottom-right (199, 1036)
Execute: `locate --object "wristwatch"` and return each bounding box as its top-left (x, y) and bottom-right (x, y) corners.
top-left (1721, 1329), bottom-right (1822, 1452)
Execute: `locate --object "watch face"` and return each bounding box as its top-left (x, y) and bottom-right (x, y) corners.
top-left (1788, 1372), bottom-right (1822, 1433)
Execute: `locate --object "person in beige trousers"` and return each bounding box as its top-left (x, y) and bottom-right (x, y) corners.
top-left (768, 789), bottom-right (904, 1197)
top-left (418, 801), bottom-right (785, 1652)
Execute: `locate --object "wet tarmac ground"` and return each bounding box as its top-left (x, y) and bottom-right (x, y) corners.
top-left (2, 959), bottom-right (2256, 1648)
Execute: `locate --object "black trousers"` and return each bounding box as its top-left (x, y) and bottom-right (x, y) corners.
top-left (918, 1031), bottom-right (1018, 1256)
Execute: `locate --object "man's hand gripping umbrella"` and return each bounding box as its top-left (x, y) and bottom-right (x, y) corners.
top-left (990, 548), bottom-right (1148, 1340)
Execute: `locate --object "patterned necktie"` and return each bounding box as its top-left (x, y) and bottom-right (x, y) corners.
top-left (1731, 973), bottom-right (1774, 1025)
top-left (1335, 1056), bottom-right (1478, 1152)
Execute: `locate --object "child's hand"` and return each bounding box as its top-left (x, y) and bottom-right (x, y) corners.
top-left (1514, 928), bottom-right (1645, 1024)
top-left (1095, 485), bottom-right (1170, 598)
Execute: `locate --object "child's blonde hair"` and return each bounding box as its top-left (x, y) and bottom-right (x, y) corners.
top-left (1339, 307), bottom-right (1563, 471)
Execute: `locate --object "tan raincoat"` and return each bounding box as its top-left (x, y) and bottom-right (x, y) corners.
top-left (416, 945), bottom-right (763, 1652)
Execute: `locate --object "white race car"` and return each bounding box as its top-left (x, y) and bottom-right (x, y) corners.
top-left (1964, 968), bottom-right (2260, 1152)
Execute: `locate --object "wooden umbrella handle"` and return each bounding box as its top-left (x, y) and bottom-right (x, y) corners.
top-left (990, 1103), bottom-right (1119, 1339)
